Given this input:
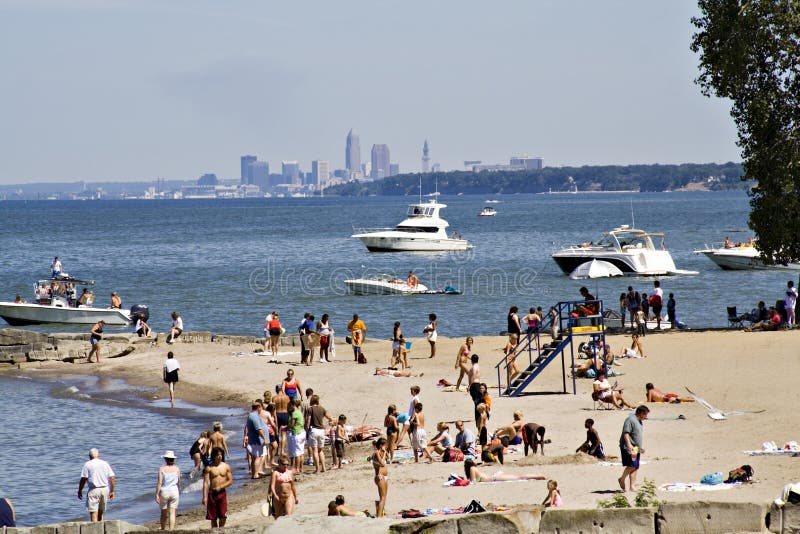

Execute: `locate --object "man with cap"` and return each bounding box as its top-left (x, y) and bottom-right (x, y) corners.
top-left (78, 448), bottom-right (116, 522)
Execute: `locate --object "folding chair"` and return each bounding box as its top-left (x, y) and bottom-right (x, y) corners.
top-left (727, 306), bottom-right (744, 329)
top-left (591, 390), bottom-right (615, 410)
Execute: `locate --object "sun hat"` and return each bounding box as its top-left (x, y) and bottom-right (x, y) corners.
top-left (163, 450), bottom-right (177, 459)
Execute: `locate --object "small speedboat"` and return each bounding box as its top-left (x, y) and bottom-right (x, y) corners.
top-left (344, 275), bottom-right (460, 295)
top-left (695, 243), bottom-right (800, 271)
top-left (0, 276), bottom-right (144, 326)
top-left (478, 207), bottom-right (497, 217)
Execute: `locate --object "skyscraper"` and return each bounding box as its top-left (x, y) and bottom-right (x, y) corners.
top-left (240, 155), bottom-right (257, 185)
top-left (282, 161), bottom-right (301, 184)
top-left (421, 140), bottom-right (431, 173)
top-left (311, 160), bottom-right (330, 187)
top-left (371, 144), bottom-right (390, 179)
top-left (346, 129), bottom-right (361, 178)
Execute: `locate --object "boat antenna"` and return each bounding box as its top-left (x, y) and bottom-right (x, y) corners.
top-left (630, 198), bottom-right (635, 228)
top-left (434, 175), bottom-right (438, 197)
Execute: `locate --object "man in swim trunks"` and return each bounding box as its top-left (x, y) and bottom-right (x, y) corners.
top-left (203, 447), bottom-right (233, 528)
top-left (273, 385), bottom-right (290, 456)
top-left (619, 405), bottom-right (649, 492)
top-left (209, 422), bottom-right (229, 460)
top-left (645, 383), bottom-right (694, 403)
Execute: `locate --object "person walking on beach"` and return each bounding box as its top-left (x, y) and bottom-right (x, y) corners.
top-left (650, 281), bottom-right (664, 329)
top-left (167, 311), bottom-right (182, 344)
top-left (666, 293), bottom-right (677, 329)
top-left (626, 286), bottom-right (640, 328)
top-left (618, 405), bottom-right (649, 492)
top-left (77, 448), bottom-right (115, 522)
top-left (467, 354), bottom-right (481, 405)
top-left (454, 337), bottom-right (473, 391)
top-left (507, 306), bottom-right (522, 346)
top-left (163, 351), bottom-right (180, 408)
top-left (785, 280), bottom-right (797, 327)
top-left (87, 320), bottom-right (104, 363)
top-left (0, 497), bottom-right (15, 528)
top-left (274, 385), bottom-right (290, 456)
top-left (308, 394), bottom-right (333, 473)
top-left (391, 321), bottom-right (404, 368)
top-left (267, 312), bottom-right (282, 357)
top-left (282, 368), bottom-right (302, 402)
top-left (243, 401), bottom-right (268, 479)
top-left (203, 447), bottom-right (233, 528)
top-left (287, 399), bottom-right (306, 472)
top-left (424, 313), bottom-right (437, 358)
top-left (317, 313), bottom-right (332, 362)
top-left (347, 314), bottom-right (366, 361)
top-left (371, 437), bottom-right (389, 517)
top-left (209, 422), bottom-right (229, 460)
top-left (270, 454), bottom-right (298, 517)
top-left (155, 450), bottom-right (181, 530)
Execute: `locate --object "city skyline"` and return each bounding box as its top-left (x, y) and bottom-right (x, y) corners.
top-left (0, 1), bottom-right (740, 184)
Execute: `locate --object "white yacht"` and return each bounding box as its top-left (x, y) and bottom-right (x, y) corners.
top-left (344, 274), bottom-right (461, 295)
top-left (478, 207), bottom-right (497, 217)
top-left (695, 243), bottom-right (800, 271)
top-left (552, 225), bottom-right (697, 276)
top-left (352, 200), bottom-right (473, 252)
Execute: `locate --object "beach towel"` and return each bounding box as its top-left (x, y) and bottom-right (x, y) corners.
top-left (660, 482), bottom-right (742, 492)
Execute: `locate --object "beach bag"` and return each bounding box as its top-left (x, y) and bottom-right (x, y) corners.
top-left (443, 448), bottom-right (464, 463)
top-left (357, 352), bottom-right (367, 364)
top-left (700, 472), bottom-right (724, 485)
top-left (649, 294), bottom-right (662, 307)
top-left (345, 336), bottom-right (352, 344)
top-left (453, 477), bottom-right (470, 486)
top-left (725, 465), bottom-right (753, 483)
top-left (401, 509), bottom-right (425, 519)
top-left (463, 499), bottom-right (486, 514)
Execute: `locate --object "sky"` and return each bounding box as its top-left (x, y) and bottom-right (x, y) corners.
top-left (0, 1), bottom-right (741, 184)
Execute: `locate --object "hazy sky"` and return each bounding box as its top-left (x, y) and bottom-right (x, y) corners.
top-left (0, 1), bottom-right (740, 184)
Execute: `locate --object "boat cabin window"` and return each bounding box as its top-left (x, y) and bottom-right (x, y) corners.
top-left (407, 206), bottom-right (435, 217)
top-left (395, 225), bottom-right (439, 233)
top-left (621, 235), bottom-right (650, 249)
top-left (594, 235), bottom-right (616, 248)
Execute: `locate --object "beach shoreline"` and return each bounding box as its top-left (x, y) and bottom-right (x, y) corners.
top-left (5, 328), bottom-right (800, 530)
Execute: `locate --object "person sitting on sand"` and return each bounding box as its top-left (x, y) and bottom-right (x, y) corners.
top-left (374, 368), bottom-right (423, 378)
top-left (573, 344), bottom-right (614, 378)
top-left (493, 410), bottom-right (525, 445)
top-left (645, 383), bottom-right (694, 403)
top-left (593, 372), bottom-right (634, 409)
top-left (463, 458), bottom-right (545, 483)
top-left (576, 418), bottom-right (605, 459)
top-left (425, 422), bottom-right (453, 459)
top-left (542, 479), bottom-right (562, 507)
top-left (481, 436), bottom-right (509, 464)
top-left (327, 495), bottom-right (369, 517)
top-left (744, 306), bottom-right (782, 331)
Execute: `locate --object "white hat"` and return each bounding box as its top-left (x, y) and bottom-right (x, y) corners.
top-left (163, 450), bottom-right (176, 459)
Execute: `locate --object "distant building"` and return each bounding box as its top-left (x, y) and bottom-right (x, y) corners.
top-left (197, 173), bottom-right (219, 186)
top-left (282, 161), bottom-right (301, 185)
top-left (333, 169), bottom-right (348, 179)
top-left (509, 156), bottom-right (544, 170)
top-left (362, 162), bottom-right (371, 180)
top-left (346, 129), bottom-right (361, 178)
top-left (389, 163), bottom-right (400, 177)
top-left (240, 155), bottom-right (257, 184)
top-left (251, 162), bottom-right (269, 190)
top-left (371, 144), bottom-right (390, 179)
top-left (311, 160), bottom-right (330, 187)
top-left (421, 140), bottom-right (431, 173)
top-left (464, 160), bottom-right (482, 171)
top-left (431, 163), bottom-right (441, 173)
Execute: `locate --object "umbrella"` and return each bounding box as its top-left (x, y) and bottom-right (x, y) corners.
top-left (569, 259), bottom-right (624, 280)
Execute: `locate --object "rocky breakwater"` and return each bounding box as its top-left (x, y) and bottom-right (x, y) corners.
top-left (0, 328), bottom-right (135, 366)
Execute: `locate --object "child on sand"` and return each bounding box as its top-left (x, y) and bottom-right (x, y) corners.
top-left (331, 414), bottom-right (348, 469)
top-left (576, 418), bottom-right (605, 459)
top-left (542, 479), bottom-right (562, 507)
top-left (476, 403), bottom-right (488, 447)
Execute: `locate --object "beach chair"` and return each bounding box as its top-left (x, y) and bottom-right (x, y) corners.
top-left (727, 307), bottom-right (744, 329)
top-left (591, 390), bottom-right (616, 410)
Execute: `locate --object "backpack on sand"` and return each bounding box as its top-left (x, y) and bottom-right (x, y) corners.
top-left (357, 352), bottom-right (367, 364)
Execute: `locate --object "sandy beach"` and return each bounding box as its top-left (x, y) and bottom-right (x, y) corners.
top-left (18, 328), bottom-right (800, 529)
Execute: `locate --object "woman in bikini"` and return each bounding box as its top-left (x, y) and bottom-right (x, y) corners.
top-left (282, 369), bottom-right (302, 402)
top-left (267, 313), bottom-right (282, 357)
top-left (391, 322), bottom-right (403, 368)
top-left (454, 337), bottom-right (473, 391)
top-left (269, 454), bottom-right (297, 517)
top-left (463, 458), bottom-right (545, 483)
top-left (371, 437), bottom-right (389, 517)
top-left (384, 405), bottom-right (399, 463)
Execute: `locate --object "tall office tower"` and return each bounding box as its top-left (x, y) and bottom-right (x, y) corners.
top-left (389, 163), bottom-right (400, 176)
top-left (281, 161), bottom-right (301, 184)
top-left (240, 155), bottom-right (257, 184)
top-left (311, 160), bottom-right (330, 187)
top-left (371, 144), bottom-right (390, 179)
top-left (346, 129), bottom-right (361, 177)
top-left (251, 161), bottom-right (270, 189)
top-left (421, 140), bottom-right (431, 173)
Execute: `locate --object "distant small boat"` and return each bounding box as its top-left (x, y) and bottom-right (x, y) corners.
top-left (478, 207), bottom-right (497, 217)
top-left (485, 200), bottom-right (501, 204)
top-left (344, 275), bottom-right (460, 295)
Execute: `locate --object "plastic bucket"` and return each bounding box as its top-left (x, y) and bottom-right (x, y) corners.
top-left (405, 341), bottom-right (412, 350)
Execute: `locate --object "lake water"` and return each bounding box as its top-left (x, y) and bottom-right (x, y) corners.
top-left (0, 192), bottom-right (793, 526)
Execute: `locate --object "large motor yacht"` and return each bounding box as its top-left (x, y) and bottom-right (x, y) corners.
top-left (552, 225), bottom-right (696, 276)
top-left (695, 242), bottom-right (800, 271)
top-left (352, 200), bottom-right (473, 252)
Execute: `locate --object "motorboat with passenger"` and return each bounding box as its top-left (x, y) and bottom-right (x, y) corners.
top-left (351, 200), bottom-right (473, 252)
top-left (344, 274), bottom-right (460, 295)
top-left (0, 276), bottom-right (145, 326)
top-left (552, 225), bottom-right (697, 276)
top-left (478, 207), bottom-right (497, 217)
top-left (695, 241), bottom-right (800, 271)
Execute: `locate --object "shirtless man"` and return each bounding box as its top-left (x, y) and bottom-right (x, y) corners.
top-left (467, 354), bottom-right (481, 405)
top-left (110, 292), bottom-right (122, 309)
top-left (273, 385), bottom-right (290, 456)
top-left (203, 447), bottom-right (233, 528)
top-left (493, 409), bottom-right (525, 445)
top-left (645, 383), bottom-right (694, 403)
top-left (208, 422), bottom-right (229, 460)
top-left (410, 403), bottom-right (434, 463)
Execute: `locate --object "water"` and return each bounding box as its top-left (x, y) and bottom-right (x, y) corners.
top-left (0, 191), bottom-right (794, 526)
top-left (0, 192), bottom-right (793, 338)
top-left (0, 373), bottom-right (244, 527)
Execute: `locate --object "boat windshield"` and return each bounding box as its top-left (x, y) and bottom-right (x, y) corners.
top-left (616, 233), bottom-right (652, 250)
top-left (407, 205), bottom-right (436, 217)
top-left (394, 225), bottom-right (440, 233)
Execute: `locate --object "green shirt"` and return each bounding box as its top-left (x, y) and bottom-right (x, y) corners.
top-left (290, 408), bottom-right (304, 435)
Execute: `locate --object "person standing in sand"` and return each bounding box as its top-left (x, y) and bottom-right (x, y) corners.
top-left (467, 354), bottom-right (481, 404)
top-left (308, 395), bottom-right (333, 474)
top-left (618, 405), bottom-right (649, 492)
top-left (273, 385), bottom-right (290, 456)
top-left (155, 450), bottom-right (181, 530)
top-left (371, 437), bottom-right (389, 517)
top-left (209, 422), bottom-right (229, 460)
top-left (78, 448), bottom-right (115, 522)
top-left (162, 351), bottom-right (180, 408)
top-left (267, 312), bottom-right (282, 357)
top-left (87, 320), bottom-right (104, 363)
top-left (287, 399), bottom-right (306, 472)
top-left (203, 447), bottom-right (233, 528)
top-left (347, 314), bottom-right (366, 362)
top-left (270, 455), bottom-right (298, 517)
top-left (454, 337), bottom-right (473, 391)
top-left (423, 313), bottom-right (437, 358)
top-left (243, 401), bottom-right (267, 479)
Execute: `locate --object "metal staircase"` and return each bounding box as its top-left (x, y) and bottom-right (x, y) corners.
top-left (496, 299), bottom-right (606, 397)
